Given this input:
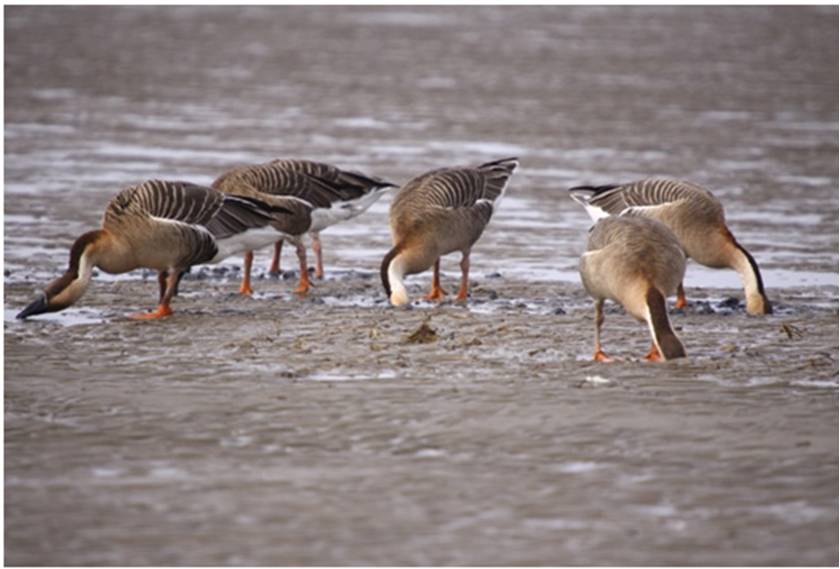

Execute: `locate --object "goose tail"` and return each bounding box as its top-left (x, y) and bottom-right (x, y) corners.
top-left (478, 157), bottom-right (519, 203)
top-left (568, 184), bottom-right (621, 222)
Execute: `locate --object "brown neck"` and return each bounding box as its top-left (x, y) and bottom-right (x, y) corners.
top-left (41, 229), bottom-right (109, 312)
top-left (67, 229), bottom-right (107, 277)
top-left (724, 231), bottom-right (771, 315)
top-left (380, 243), bottom-right (403, 298)
top-left (645, 287), bottom-right (686, 360)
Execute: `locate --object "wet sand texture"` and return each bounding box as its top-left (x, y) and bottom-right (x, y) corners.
top-left (5, 6), bottom-right (839, 566)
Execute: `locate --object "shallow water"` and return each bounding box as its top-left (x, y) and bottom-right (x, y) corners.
top-left (5, 5), bottom-right (839, 566)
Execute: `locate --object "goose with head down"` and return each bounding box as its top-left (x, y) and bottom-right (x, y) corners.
top-left (579, 215), bottom-right (688, 362)
top-left (381, 157), bottom-right (519, 306)
top-left (569, 178), bottom-right (771, 315)
top-left (16, 180), bottom-right (292, 320)
top-left (212, 159), bottom-right (396, 295)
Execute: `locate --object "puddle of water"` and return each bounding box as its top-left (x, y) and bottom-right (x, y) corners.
top-left (307, 369), bottom-right (398, 382)
top-left (4, 306), bottom-right (108, 326)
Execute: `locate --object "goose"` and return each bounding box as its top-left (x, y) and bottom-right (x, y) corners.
top-left (568, 178), bottom-right (772, 315)
top-left (212, 159), bottom-right (396, 295)
top-left (579, 216), bottom-right (687, 362)
top-left (381, 157), bottom-right (519, 306)
top-left (16, 180), bottom-right (292, 320)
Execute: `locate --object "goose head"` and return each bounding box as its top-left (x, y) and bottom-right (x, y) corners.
top-left (17, 230), bottom-right (103, 319)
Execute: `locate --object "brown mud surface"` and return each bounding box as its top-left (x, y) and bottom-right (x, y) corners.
top-left (5, 6), bottom-right (839, 566)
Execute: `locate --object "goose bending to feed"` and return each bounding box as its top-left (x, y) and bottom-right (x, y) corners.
top-left (569, 179), bottom-right (771, 315)
top-left (16, 180), bottom-right (292, 320)
top-left (579, 216), bottom-right (687, 362)
top-left (212, 159), bottom-right (396, 295)
top-left (381, 157), bottom-right (519, 306)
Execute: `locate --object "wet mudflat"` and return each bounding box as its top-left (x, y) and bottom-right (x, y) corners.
top-left (5, 5), bottom-right (839, 566)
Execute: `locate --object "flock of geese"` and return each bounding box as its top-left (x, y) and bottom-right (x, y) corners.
top-left (16, 156), bottom-right (772, 362)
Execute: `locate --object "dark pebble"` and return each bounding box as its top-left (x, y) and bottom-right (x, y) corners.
top-left (485, 272), bottom-right (503, 279)
top-left (695, 302), bottom-right (716, 315)
top-left (551, 307), bottom-right (566, 315)
top-left (718, 297), bottom-right (741, 309)
top-left (282, 270), bottom-right (297, 280)
top-left (4, 269), bottom-right (11, 277)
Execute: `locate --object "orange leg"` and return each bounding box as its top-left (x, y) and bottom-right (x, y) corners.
top-left (644, 343), bottom-right (663, 362)
top-left (424, 258), bottom-right (446, 300)
top-left (456, 251), bottom-right (470, 302)
top-left (312, 232), bottom-right (324, 280)
top-left (157, 270), bottom-right (168, 304)
top-left (293, 239), bottom-right (310, 295)
top-left (592, 299), bottom-right (611, 362)
top-left (128, 270), bottom-right (180, 320)
top-left (675, 283), bottom-right (687, 309)
top-left (268, 241), bottom-right (283, 275)
top-left (593, 349), bottom-right (612, 362)
top-left (239, 250), bottom-right (254, 295)
top-left (128, 304), bottom-right (174, 320)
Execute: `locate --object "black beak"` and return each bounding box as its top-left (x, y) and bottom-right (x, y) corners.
top-left (17, 293), bottom-right (48, 320)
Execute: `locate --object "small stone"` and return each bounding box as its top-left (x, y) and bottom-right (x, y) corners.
top-left (551, 307), bottom-right (566, 315)
top-left (404, 319), bottom-right (438, 344)
top-left (485, 272), bottom-right (503, 279)
top-left (695, 301), bottom-right (715, 315)
top-left (780, 323), bottom-right (803, 339)
top-left (719, 297), bottom-right (741, 309)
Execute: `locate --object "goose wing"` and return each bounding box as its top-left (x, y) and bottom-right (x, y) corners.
top-left (269, 159), bottom-right (397, 202)
top-left (569, 179), bottom-right (701, 221)
top-left (397, 157), bottom-right (519, 212)
top-left (105, 180), bottom-right (287, 266)
top-left (215, 160), bottom-right (395, 208)
top-left (106, 180), bottom-right (282, 236)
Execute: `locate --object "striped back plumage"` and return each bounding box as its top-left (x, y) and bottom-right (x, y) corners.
top-left (213, 159), bottom-right (395, 209)
top-left (105, 180), bottom-right (224, 229)
top-left (570, 178), bottom-right (715, 216)
top-left (104, 180), bottom-right (278, 248)
top-left (394, 157), bottom-right (519, 213)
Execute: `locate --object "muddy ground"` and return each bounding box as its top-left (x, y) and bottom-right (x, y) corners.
top-left (5, 5), bottom-right (839, 566)
top-left (5, 274), bottom-right (838, 565)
